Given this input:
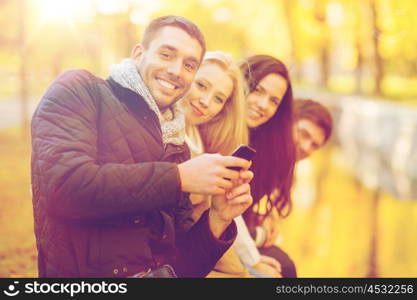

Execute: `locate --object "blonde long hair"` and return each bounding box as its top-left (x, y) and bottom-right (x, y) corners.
top-left (198, 51), bottom-right (248, 155)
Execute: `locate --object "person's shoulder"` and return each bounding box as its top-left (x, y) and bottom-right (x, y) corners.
top-left (40, 70), bottom-right (105, 107)
top-left (54, 69), bottom-right (103, 87)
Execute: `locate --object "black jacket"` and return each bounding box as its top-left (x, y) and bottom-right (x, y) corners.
top-left (31, 70), bottom-right (236, 277)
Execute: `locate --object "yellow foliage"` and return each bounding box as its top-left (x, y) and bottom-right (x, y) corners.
top-left (279, 146), bottom-right (417, 277)
top-left (0, 129), bottom-right (37, 277)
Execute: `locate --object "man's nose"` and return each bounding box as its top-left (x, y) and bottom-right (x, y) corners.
top-left (302, 140), bottom-right (314, 154)
top-left (167, 59), bottom-right (183, 77)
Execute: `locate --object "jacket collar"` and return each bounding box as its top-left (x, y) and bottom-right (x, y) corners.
top-left (106, 76), bottom-right (162, 143)
top-left (106, 76), bottom-right (154, 118)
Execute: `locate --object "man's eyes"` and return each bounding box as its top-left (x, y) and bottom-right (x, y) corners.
top-left (184, 62), bottom-right (197, 71)
top-left (299, 129), bottom-right (309, 138)
top-left (160, 51), bottom-right (172, 59)
top-left (159, 51), bottom-right (197, 71)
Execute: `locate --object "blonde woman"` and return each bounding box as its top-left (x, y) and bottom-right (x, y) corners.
top-left (181, 51), bottom-right (247, 155)
top-left (180, 51), bottom-right (251, 277)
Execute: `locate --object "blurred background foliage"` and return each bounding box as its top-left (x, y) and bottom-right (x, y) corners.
top-left (0, 0), bottom-right (416, 277)
top-left (1, 0), bottom-right (417, 100)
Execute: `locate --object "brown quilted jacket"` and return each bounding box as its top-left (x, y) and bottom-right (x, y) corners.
top-left (31, 70), bottom-right (236, 277)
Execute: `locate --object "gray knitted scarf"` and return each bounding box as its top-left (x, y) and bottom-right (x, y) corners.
top-left (109, 58), bottom-right (185, 145)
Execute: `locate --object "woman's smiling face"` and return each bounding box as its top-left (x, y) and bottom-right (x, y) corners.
top-left (246, 73), bottom-right (288, 128)
top-left (181, 62), bottom-right (233, 126)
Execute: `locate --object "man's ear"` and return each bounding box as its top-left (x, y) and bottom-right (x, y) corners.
top-left (131, 43), bottom-right (143, 59)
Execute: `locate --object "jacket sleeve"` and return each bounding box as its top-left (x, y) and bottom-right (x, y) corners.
top-left (31, 70), bottom-right (182, 223)
top-left (173, 209), bottom-right (237, 277)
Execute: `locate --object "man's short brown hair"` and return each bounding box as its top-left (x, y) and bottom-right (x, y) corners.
top-left (142, 15), bottom-right (206, 59)
top-left (294, 99), bottom-right (333, 142)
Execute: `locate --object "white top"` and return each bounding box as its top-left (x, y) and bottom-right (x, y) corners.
top-left (184, 125), bottom-right (210, 221)
top-left (233, 216), bottom-right (261, 266)
top-left (184, 125), bottom-right (204, 157)
top-left (185, 124), bottom-right (261, 267)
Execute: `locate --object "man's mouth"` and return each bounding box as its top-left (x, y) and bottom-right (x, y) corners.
top-left (190, 102), bottom-right (204, 116)
top-left (157, 78), bottom-right (181, 91)
top-left (296, 148), bottom-right (307, 160)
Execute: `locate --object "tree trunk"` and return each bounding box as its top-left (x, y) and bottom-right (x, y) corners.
top-left (355, 40), bottom-right (363, 94)
top-left (314, 0), bottom-right (330, 87)
top-left (367, 188), bottom-right (381, 277)
top-left (18, 0), bottom-right (29, 138)
top-left (369, 0), bottom-right (384, 95)
top-left (283, 0), bottom-right (302, 81)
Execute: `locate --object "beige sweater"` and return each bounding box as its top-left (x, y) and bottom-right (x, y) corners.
top-left (185, 125), bottom-right (211, 221)
top-left (184, 125), bottom-right (252, 277)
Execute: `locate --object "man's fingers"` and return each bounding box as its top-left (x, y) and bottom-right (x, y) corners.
top-left (227, 194), bottom-right (252, 206)
top-left (221, 156), bottom-right (251, 169)
top-left (217, 178), bottom-right (234, 191)
top-left (226, 183), bottom-right (250, 199)
top-left (264, 239), bottom-right (274, 248)
top-left (264, 234), bottom-right (273, 247)
top-left (262, 255), bottom-right (282, 273)
top-left (221, 168), bottom-right (241, 181)
top-left (270, 228), bottom-right (280, 244)
top-left (210, 187), bottom-right (227, 195)
top-left (263, 223), bottom-right (273, 236)
top-left (269, 260), bottom-right (282, 274)
top-left (240, 170), bottom-right (254, 182)
top-left (273, 270), bottom-right (282, 278)
top-left (269, 257), bottom-right (281, 273)
top-left (275, 261), bottom-right (282, 273)
top-left (264, 228), bottom-right (278, 247)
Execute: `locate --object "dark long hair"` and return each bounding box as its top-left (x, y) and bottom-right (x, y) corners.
top-left (240, 55), bottom-right (296, 227)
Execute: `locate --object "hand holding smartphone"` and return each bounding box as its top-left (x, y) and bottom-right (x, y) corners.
top-left (227, 144), bottom-right (256, 171)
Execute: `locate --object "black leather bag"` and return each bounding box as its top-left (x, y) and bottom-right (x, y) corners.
top-left (130, 264), bottom-right (177, 278)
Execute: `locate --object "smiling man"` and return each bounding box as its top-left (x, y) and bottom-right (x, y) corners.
top-left (31, 15), bottom-right (254, 278)
top-left (293, 98), bottom-right (333, 160)
top-left (131, 25), bottom-right (201, 109)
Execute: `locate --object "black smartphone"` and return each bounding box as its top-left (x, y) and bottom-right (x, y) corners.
top-left (227, 144), bottom-right (256, 171)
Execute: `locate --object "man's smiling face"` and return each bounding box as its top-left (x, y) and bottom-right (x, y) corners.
top-left (294, 118), bottom-right (326, 160)
top-left (132, 26), bottom-right (203, 110)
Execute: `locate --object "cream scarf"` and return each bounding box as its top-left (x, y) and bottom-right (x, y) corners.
top-left (184, 125), bottom-right (204, 158)
top-left (109, 58), bottom-right (185, 145)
